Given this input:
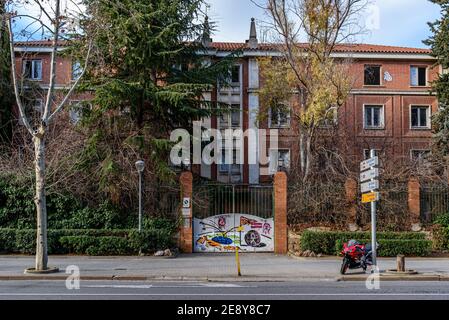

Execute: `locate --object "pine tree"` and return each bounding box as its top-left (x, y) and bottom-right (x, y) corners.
top-left (424, 0), bottom-right (449, 156)
top-left (77, 0), bottom-right (235, 202)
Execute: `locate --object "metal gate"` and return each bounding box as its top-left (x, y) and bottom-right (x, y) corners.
top-left (192, 184), bottom-right (274, 253)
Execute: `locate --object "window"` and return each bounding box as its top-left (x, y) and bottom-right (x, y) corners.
top-left (23, 60), bottom-right (42, 80)
top-left (231, 65), bottom-right (240, 84)
top-left (411, 150), bottom-right (431, 168)
top-left (269, 106), bottom-right (290, 128)
top-left (410, 66), bottom-right (427, 87)
top-left (364, 105), bottom-right (384, 129)
top-left (364, 65), bottom-right (381, 86)
top-left (363, 149), bottom-right (380, 160)
top-left (69, 101), bottom-right (82, 124)
top-left (411, 106), bottom-right (430, 129)
top-left (269, 149), bottom-right (290, 174)
top-left (219, 148), bottom-right (241, 174)
top-left (72, 61), bottom-right (83, 81)
top-left (219, 104), bottom-right (240, 128)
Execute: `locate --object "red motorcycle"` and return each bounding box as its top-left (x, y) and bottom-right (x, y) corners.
top-left (340, 240), bottom-right (375, 274)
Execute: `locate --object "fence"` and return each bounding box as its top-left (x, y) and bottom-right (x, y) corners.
top-left (144, 185), bottom-right (180, 217)
top-left (192, 184), bottom-right (273, 219)
top-left (357, 184), bottom-right (409, 229)
top-left (287, 181), bottom-right (348, 225)
top-left (420, 184), bottom-right (449, 224)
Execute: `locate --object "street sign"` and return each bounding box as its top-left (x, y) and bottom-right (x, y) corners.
top-left (362, 191), bottom-right (380, 203)
top-left (361, 180), bottom-right (379, 194)
top-left (360, 168), bottom-right (379, 182)
top-left (182, 197), bottom-right (191, 208)
top-left (360, 156), bottom-right (379, 171)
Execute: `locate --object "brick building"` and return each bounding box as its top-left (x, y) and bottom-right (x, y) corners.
top-left (11, 19), bottom-right (441, 185)
top-left (13, 41), bottom-right (88, 124)
top-left (195, 19), bottom-right (440, 184)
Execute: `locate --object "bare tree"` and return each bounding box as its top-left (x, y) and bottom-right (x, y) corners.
top-left (2, 0), bottom-right (92, 271)
top-left (253, 0), bottom-right (368, 182)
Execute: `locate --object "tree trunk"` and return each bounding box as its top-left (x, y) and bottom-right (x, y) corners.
top-left (299, 130), bottom-right (311, 183)
top-left (34, 133), bottom-right (48, 271)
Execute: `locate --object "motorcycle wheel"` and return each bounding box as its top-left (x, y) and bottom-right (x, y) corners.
top-left (340, 258), bottom-right (350, 275)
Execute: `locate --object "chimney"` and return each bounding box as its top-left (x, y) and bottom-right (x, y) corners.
top-left (246, 18), bottom-right (258, 49)
top-left (201, 15), bottom-right (213, 47)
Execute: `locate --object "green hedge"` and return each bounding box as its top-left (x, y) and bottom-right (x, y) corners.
top-left (432, 213), bottom-right (449, 250)
top-left (0, 228), bottom-right (175, 255)
top-left (334, 239), bottom-right (432, 257)
top-left (300, 230), bottom-right (427, 256)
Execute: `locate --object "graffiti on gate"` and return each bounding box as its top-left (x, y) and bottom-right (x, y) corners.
top-left (193, 214), bottom-right (274, 252)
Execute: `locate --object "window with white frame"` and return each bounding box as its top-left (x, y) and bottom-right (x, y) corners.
top-left (364, 65), bottom-right (381, 86)
top-left (269, 149), bottom-right (290, 174)
top-left (410, 149), bottom-right (431, 167)
top-left (363, 149), bottom-right (380, 160)
top-left (72, 61), bottom-right (83, 81)
top-left (364, 105), bottom-right (384, 129)
top-left (410, 105), bottom-right (431, 129)
top-left (269, 105), bottom-right (290, 128)
top-left (230, 65), bottom-right (241, 84)
top-left (69, 101), bottom-right (82, 124)
top-left (219, 104), bottom-right (240, 128)
top-left (219, 148), bottom-right (241, 174)
top-left (23, 60), bottom-right (42, 80)
top-left (410, 66), bottom-right (427, 87)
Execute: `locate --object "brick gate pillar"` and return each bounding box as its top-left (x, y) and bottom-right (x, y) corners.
top-left (408, 178), bottom-right (421, 231)
top-left (274, 172), bottom-right (288, 254)
top-left (345, 178), bottom-right (359, 231)
top-left (179, 171), bottom-right (193, 253)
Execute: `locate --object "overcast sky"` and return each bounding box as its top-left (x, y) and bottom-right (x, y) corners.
top-left (206, 0), bottom-right (441, 48)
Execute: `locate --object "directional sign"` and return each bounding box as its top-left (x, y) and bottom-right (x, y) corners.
top-left (362, 191), bottom-right (380, 204)
top-left (360, 156), bottom-right (379, 171)
top-left (361, 180), bottom-right (379, 194)
top-left (360, 168), bottom-right (379, 182)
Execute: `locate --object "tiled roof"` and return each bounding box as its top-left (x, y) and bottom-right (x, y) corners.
top-left (208, 42), bottom-right (432, 55)
top-left (15, 40), bottom-right (432, 55)
top-left (14, 40), bottom-right (68, 47)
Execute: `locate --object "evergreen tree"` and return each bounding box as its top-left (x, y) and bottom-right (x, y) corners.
top-left (77, 0), bottom-right (235, 202)
top-left (424, 0), bottom-right (449, 156)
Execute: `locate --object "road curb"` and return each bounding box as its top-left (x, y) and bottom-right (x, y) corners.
top-left (0, 274), bottom-right (335, 282)
top-left (338, 274), bottom-right (448, 281)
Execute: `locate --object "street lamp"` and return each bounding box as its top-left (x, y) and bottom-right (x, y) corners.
top-left (135, 160), bottom-right (145, 232)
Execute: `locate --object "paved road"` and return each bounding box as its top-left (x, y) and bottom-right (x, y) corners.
top-left (1, 280), bottom-right (449, 300)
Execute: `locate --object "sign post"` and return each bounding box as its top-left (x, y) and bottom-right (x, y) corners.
top-left (360, 150), bottom-right (379, 271)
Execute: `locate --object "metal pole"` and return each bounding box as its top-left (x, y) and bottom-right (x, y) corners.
top-left (138, 171), bottom-right (142, 232)
top-left (370, 149), bottom-right (377, 271)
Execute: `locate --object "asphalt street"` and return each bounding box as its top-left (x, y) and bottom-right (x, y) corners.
top-left (0, 280), bottom-right (449, 300)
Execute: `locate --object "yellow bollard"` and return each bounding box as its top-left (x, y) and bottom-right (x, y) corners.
top-left (236, 226), bottom-right (243, 276)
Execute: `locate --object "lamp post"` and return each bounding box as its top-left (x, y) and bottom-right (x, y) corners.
top-left (135, 160), bottom-right (145, 232)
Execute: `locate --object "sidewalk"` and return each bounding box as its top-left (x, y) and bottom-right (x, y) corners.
top-left (1, 253), bottom-right (449, 282)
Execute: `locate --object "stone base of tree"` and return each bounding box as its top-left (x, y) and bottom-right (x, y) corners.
top-left (24, 267), bottom-right (59, 274)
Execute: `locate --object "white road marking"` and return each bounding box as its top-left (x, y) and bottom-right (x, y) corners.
top-left (0, 293), bottom-right (449, 296)
top-left (83, 283), bottom-right (247, 289)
